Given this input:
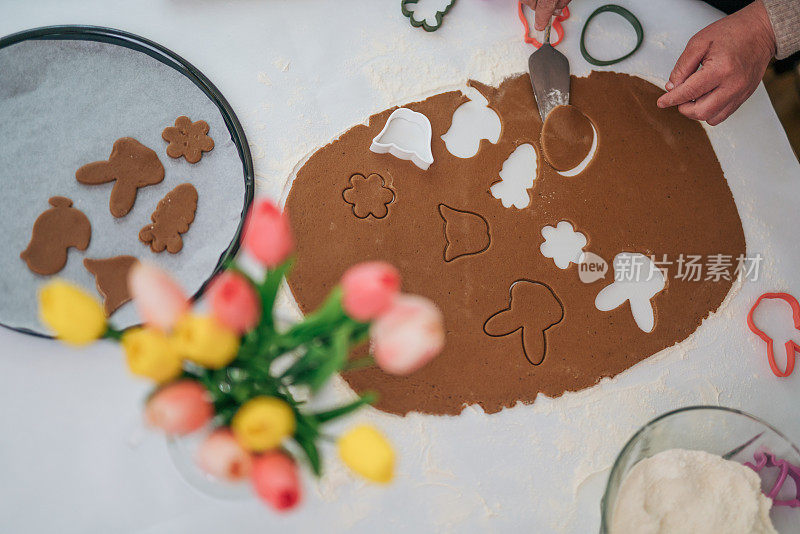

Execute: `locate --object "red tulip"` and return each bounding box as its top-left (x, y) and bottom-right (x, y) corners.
top-left (196, 428), bottom-right (253, 481)
top-left (341, 262), bottom-right (401, 321)
top-left (145, 380), bottom-right (213, 435)
top-left (128, 262), bottom-right (189, 332)
top-left (251, 452), bottom-right (302, 511)
top-left (207, 271), bottom-right (261, 334)
top-left (371, 294), bottom-right (445, 375)
top-left (242, 199), bottom-right (293, 268)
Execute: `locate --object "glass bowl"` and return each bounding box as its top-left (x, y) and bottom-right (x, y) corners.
top-left (167, 429), bottom-right (252, 501)
top-left (600, 406), bottom-right (800, 533)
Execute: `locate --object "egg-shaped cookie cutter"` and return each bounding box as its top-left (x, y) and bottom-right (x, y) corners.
top-left (580, 4), bottom-right (644, 67)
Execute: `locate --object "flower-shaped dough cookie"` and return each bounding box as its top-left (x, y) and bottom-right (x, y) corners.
top-left (162, 116), bottom-right (215, 163)
top-left (342, 173), bottom-right (394, 219)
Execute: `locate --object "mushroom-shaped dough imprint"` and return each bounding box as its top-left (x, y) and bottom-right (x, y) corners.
top-left (595, 253), bottom-right (666, 333)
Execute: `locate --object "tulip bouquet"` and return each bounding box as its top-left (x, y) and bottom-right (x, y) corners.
top-left (37, 198), bottom-right (445, 511)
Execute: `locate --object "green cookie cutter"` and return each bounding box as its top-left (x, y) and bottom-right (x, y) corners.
top-left (580, 4), bottom-right (644, 66)
top-left (401, 0), bottom-right (458, 32)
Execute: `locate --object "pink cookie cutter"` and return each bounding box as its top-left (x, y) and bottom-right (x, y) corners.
top-left (745, 450), bottom-right (800, 507)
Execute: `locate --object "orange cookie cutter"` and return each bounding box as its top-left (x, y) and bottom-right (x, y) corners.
top-left (746, 292), bottom-right (800, 378)
top-left (517, 2), bottom-right (570, 48)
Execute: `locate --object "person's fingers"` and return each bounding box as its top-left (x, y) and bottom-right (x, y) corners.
top-left (676, 87), bottom-right (730, 121)
top-left (555, 0), bottom-right (570, 9)
top-left (666, 35), bottom-right (710, 91)
top-left (657, 68), bottom-right (719, 108)
top-left (706, 98), bottom-right (741, 126)
top-left (534, 0), bottom-right (558, 31)
top-left (706, 83), bottom-right (760, 125)
top-left (521, 0), bottom-right (537, 8)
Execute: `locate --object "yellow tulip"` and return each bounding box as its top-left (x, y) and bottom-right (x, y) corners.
top-left (38, 280), bottom-right (106, 345)
top-left (122, 328), bottom-right (183, 383)
top-left (232, 397), bottom-right (296, 452)
top-left (338, 425), bottom-right (395, 483)
top-left (172, 314), bottom-right (239, 369)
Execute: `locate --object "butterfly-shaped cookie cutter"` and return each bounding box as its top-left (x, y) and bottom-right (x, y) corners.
top-left (744, 450), bottom-right (800, 507)
top-left (517, 2), bottom-right (570, 48)
top-left (746, 292), bottom-right (800, 378)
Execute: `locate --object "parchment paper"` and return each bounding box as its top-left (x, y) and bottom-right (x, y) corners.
top-left (0, 39), bottom-right (247, 333)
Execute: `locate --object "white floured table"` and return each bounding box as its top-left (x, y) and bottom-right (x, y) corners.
top-left (1, 1), bottom-right (799, 532)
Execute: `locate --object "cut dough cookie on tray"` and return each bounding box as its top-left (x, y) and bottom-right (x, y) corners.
top-left (20, 196), bottom-right (91, 276)
top-left (76, 137), bottom-right (165, 218)
top-left (139, 183), bottom-right (198, 254)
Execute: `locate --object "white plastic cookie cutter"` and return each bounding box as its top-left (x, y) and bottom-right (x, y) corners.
top-left (370, 108), bottom-right (434, 170)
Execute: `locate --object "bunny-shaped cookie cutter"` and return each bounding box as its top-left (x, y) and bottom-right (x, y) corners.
top-left (746, 292), bottom-right (800, 378)
top-left (518, 2), bottom-right (570, 48)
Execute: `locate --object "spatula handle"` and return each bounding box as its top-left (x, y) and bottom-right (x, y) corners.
top-left (543, 18), bottom-right (552, 46)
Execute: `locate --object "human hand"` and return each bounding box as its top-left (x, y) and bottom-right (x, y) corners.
top-left (656, 0), bottom-right (776, 126)
top-left (520, 0), bottom-right (572, 31)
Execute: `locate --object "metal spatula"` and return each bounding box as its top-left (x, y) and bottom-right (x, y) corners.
top-left (528, 19), bottom-right (570, 121)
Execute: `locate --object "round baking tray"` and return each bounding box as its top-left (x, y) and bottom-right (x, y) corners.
top-left (0, 25), bottom-right (255, 338)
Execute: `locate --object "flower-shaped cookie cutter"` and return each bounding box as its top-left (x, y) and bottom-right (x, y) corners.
top-left (518, 2), bottom-right (570, 48)
top-left (744, 450), bottom-right (800, 507)
top-left (401, 0), bottom-right (457, 32)
top-left (370, 108), bottom-right (434, 170)
top-left (746, 292), bottom-right (799, 377)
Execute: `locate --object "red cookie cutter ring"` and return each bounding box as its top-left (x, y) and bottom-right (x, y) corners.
top-left (518, 2), bottom-right (570, 48)
top-left (746, 292), bottom-right (800, 378)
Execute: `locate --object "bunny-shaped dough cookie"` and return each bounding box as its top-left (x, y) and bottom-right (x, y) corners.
top-left (76, 137), bottom-right (164, 218)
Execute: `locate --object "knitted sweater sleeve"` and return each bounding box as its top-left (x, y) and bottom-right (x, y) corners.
top-left (763, 0), bottom-right (800, 59)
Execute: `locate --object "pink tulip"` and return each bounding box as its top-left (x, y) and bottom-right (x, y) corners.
top-left (242, 199), bottom-right (293, 268)
top-left (251, 452), bottom-right (302, 511)
top-left (129, 262), bottom-right (189, 332)
top-left (145, 380), bottom-right (213, 435)
top-left (196, 428), bottom-right (253, 481)
top-left (371, 294), bottom-right (445, 375)
top-left (207, 271), bottom-right (261, 334)
top-left (341, 262), bottom-right (402, 321)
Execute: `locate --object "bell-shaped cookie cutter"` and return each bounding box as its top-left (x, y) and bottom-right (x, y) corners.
top-left (370, 108), bottom-right (434, 170)
top-left (746, 292), bottom-right (799, 377)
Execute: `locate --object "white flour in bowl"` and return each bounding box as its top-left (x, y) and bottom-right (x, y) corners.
top-left (612, 448), bottom-right (776, 534)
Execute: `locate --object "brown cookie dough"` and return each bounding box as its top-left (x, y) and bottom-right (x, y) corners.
top-left (438, 204), bottom-right (490, 261)
top-left (342, 173), bottom-right (394, 219)
top-left (20, 196), bottom-right (91, 276)
top-left (76, 137), bottom-right (165, 218)
top-left (84, 255), bottom-right (139, 316)
top-left (139, 183), bottom-right (198, 254)
top-left (162, 116), bottom-right (214, 164)
top-left (285, 71), bottom-right (746, 416)
top-left (541, 105), bottom-right (594, 171)
top-left (483, 280), bottom-right (563, 366)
